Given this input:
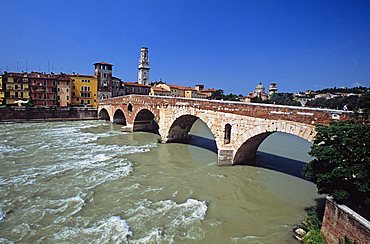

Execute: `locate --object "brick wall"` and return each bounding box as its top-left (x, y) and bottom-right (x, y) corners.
top-left (321, 197), bottom-right (370, 244)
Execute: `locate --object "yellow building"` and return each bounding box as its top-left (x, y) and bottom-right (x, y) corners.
top-left (0, 75), bottom-right (4, 105)
top-left (70, 75), bottom-right (98, 107)
top-left (150, 86), bottom-right (171, 96)
top-left (3, 73), bottom-right (30, 106)
top-left (155, 83), bottom-right (211, 99)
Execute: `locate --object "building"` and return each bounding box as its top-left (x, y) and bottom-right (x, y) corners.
top-left (269, 82), bottom-right (278, 96)
top-left (28, 73), bottom-right (72, 107)
top-left (3, 72), bottom-right (30, 106)
top-left (150, 86), bottom-right (171, 96)
top-left (122, 82), bottom-right (150, 95)
top-left (70, 74), bottom-right (98, 107)
top-left (56, 74), bottom-right (72, 107)
top-left (138, 47), bottom-right (150, 85)
top-left (94, 62), bottom-right (113, 100)
top-left (244, 82), bottom-right (269, 102)
top-left (156, 83), bottom-right (185, 97)
top-left (112, 76), bottom-right (125, 97)
top-left (0, 75), bottom-right (4, 105)
top-left (195, 84), bottom-right (217, 98)
top-left (154, 83), bottom-right (212, 98)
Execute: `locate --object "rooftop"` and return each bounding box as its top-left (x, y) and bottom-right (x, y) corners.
top-left (123, 82), bottom-right (151, 88)
top-left (152, 87), bottom-right (171, 92)
top-left (94, 61), bottom-right (113, 66)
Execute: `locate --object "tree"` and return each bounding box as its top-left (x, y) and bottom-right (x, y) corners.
top-left (304, 121), bottom-right (370, 218)
top-left (209, 89), bottom-right (224, 100)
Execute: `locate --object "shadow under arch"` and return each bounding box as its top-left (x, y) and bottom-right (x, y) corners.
top-left (133, 109), bottom-right (159, 135)
top-left (234, 131), bottom-right (313, 179)
top-left (113, 109), bottom-right (127, 125)
top-left (98, 108), bottom-right (110, 121)
top-left (167, 115), bottom-right (218, 153)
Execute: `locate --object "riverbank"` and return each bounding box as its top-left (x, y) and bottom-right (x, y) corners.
top-left (0, 107), bottom-right (97, 123)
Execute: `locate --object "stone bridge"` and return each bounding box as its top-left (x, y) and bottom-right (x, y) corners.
top-left (98, 95), bottom-right (349, 166)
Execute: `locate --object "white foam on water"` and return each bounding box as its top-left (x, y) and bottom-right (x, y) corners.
top-left (0, 144), bottom-right (23, 157)
top-left (44, 194), bottom-right (86, 224)
top-left (0, 207), bottom-right (5, 222)
top-left (10, 223), bottom-right (36, 242)
top-left (231, 235), bottom-right (261, 243)
top-left (0, 237), bottom-right (13, 244)
top-left (127, 198), bottom-right (208, 242)
top-left (53, 216), bottom-right (132, 243)
top-left (207, 172), bottom-right (226, 179)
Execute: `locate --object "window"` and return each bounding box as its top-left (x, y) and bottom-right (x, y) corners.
top-left (87, 100), bottom-right (90, 104)
top-left (66, 88), bottom-right (69, 92)
top-left (73, 92), bottom-right (75, 96)
top-left (128, 103), bottom-right (133, 112)
top-left (81, 100), bottom-right (84, 104)
top-left (224, 124), bottom-right (232, 144)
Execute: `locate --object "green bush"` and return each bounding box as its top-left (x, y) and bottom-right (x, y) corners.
top-left (303, 229), bottom-right (326, 244)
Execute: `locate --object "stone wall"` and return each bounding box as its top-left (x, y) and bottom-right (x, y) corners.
top-left (0, 107), bottom-right (97, 122)
top-left (321, 197), bottom-right (370, 244)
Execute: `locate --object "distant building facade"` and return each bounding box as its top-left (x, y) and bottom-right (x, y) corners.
top-left (150, 86), bottom-right (171, 96)
top-left (28, 73), bottom-right (71, 107)
top-left (138, 47), bottom-right (150, 85)
top-left (195, 84), bottom-right (216, 98)
top-left (3, 72), bottom-right (30, 106)
top-left (122, 82), bottom-right (150, 95)
top-left (0, 75), bottom-right (4, 105)
top-left (112, 77), bottom-right (125, 97)
top-left (94, 62), bottom-right (113, 100)
top-left (70, 74), bottom-right (98, 107)
top-left (154, 83), bottom-right (211, 99)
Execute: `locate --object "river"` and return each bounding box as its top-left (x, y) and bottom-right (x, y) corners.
top-left (0, 120), bottom-right (322, 243)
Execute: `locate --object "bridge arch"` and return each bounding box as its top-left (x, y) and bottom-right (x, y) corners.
top-left (166, 114), bottom-right (218, 152)
top-left (133, 109), bottom-right (159, 135)
top-left (233, 122), bottom-right (316, 165)
top-left (98, 108), bottom-right (110, 121)
top-left (113, 109), bottom-right (127, 125)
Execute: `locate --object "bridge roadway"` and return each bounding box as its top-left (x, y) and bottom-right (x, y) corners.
top-left (98, 95), bottom-right (349, 166)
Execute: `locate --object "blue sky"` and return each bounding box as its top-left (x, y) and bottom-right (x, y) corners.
top-left (0, 0), bottom-right (369, 93)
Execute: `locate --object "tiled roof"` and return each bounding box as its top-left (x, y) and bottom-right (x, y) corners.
top-left (166, 84), bottom-right (197, 91)
top-left (69, 74), bottom-right (95, 78)
top-left (94, 61), bottom-right (113, 66)
top-left (201, 88), bottom-right (217, 92)
top-left (152, 87), bottom-right (171, 92)
top-left (123, 82), bottom-right (151, 88)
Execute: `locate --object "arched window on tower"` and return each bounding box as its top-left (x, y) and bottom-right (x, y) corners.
top-left (224, 123), bottom-right (231, 144)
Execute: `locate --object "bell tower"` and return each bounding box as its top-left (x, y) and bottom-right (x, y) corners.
top-left (138, 47), bottom-right (150, 85)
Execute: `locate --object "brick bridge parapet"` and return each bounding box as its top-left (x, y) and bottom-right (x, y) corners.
top-left (98, 95), bottom-right (350, 166)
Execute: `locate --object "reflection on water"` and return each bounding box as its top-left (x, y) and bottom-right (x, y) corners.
top-left (0, 121), bottom-right (321, 243)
